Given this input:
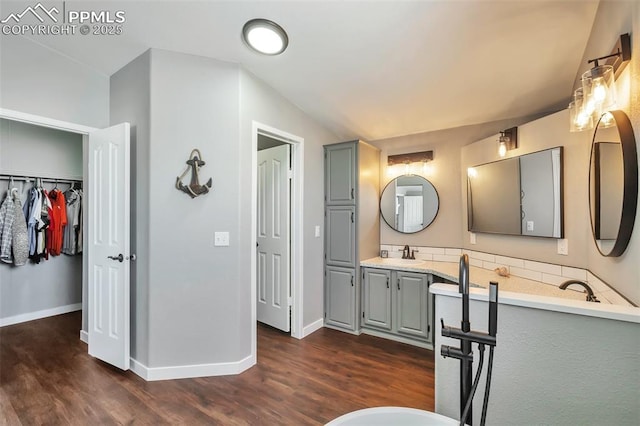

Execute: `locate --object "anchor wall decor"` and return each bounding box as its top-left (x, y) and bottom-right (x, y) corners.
top-left (175, 149), bottom-right (213, 198)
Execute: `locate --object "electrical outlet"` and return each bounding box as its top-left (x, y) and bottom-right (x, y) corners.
top-left (557, 239), bottom-right (568, 255)
top-left (526, 221), bottom-right (534, 231)
top-left (470, 232), bottom-right (477, 245)
top-left (214, 232), bottom-right (230, 246)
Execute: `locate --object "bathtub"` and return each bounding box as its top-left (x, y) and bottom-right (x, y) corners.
top-left (326, 406), bottom-right (458, 425)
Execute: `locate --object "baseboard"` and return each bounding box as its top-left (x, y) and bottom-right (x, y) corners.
top-left (130, 353), bottom-right (256, 381)
top-left (301, 318), bottom-right (324, 338)
top-left (79, 330), bottom-right (88, 343)
top-left (324, 323), bottom-right (362, 336)
top-left (0, 303), bottom-right (82, 327)
top-left (361, 328), bottom-right (433, 350)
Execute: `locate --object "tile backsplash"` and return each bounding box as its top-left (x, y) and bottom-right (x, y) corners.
top-left (378, 244), bottom-right (633, 307)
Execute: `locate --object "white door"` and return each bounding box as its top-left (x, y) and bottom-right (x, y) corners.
top-left (257, 144), bottom-right (291, 332)
top-left (403, 195), bottom-right (423, 233)
top-left (87, 123), bottom-right (131, 370)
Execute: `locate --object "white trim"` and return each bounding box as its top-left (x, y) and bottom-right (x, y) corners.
top-left (0, 108), bottom-right (97, 134)
top-left (0, 303), bottom-right (82, 327)
top-left (251, 121), bottom-right (305, 348)
top-left (80, 330), bottom-right (88, 343)
top-left (130, 354), bottom-right (256, 381)
top-left (301, 318), bottom-right (324, 337)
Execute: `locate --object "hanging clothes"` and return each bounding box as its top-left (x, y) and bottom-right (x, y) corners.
top-left (47, 188), bottom-right (67, 256)
top-left (0, 189), bottom-right (16, 263)
top-left (62, 187), bottom-right (81, 255)
top-left (0, 187), bottom-right (28, 266)
top-left (12, 193), bottom-right (28, 266)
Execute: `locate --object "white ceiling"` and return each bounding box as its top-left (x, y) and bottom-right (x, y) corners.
top-left (18, 0), bottom-right (600, 141)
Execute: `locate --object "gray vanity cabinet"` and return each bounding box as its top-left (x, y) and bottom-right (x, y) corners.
top-left (362, 268), bottom-right (392, 330)
top-left (324, 140), bottom-right (380, 334)
top-left (325, 143), bottom-right (356, 205)
top-left (361, 267), bottom-right (433, 346)
top-left (326, 206), bottom-right (356, 268)
top-left (325, 266), bottom-right (357, 330)
top-left (395, 271), bottom-right (430, 340)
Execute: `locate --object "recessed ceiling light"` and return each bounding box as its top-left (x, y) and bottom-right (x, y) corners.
top-left (242, 19), bottom-right (288, 55)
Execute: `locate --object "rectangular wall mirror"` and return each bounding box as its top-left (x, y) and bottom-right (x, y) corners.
top-left (467, 147), bottom-right (563, 238)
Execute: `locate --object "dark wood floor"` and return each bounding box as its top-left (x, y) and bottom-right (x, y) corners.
top-left (0, 312), bottom-right (434, 425)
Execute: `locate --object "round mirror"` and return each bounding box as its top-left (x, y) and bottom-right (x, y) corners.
top-left (589, 110), bottom-right (638, 257)
top-left (380, 175), bottom-right (439, 233)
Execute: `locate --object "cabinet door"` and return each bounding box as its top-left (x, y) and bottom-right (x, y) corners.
top-left (325, 266), bottom-right (356, 330)
top-left (362, 268), bottom-right (392, 330)
top-left (326, 206), bottom-right (356, 267)
top-left (325, 143), bottom-right (356, 205)
top-left (395, 271), bottom-right (429, 339)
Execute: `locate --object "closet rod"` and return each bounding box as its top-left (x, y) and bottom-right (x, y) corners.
top-left (0, 174), bottom-right (82, 185)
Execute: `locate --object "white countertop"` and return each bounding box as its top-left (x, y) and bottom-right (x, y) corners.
top-left (361, 257), bottom-right (640, 323)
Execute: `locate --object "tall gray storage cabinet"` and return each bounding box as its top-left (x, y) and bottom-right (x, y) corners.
top-left (324, 140), bottom-right (380, 333)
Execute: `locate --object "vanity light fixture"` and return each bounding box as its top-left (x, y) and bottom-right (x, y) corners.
top-left (387, 150), bottom-right (434, 176)
top-left (569, 33), bottom-right (631, 132)
top-left (242, 18), bottom-right (289, 55)
top-left (497, 127), bottom-right (518, 157)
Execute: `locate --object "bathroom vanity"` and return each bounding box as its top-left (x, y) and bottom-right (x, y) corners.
top-left (359, 257), bottom-right (457, 349)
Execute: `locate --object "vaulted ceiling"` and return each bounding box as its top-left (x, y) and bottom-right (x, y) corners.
top-left (14, 0), bottom-right (600, 141)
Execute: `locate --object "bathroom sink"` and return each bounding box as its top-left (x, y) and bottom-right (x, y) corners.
top-left (378, 258), bottom-right (426, 266)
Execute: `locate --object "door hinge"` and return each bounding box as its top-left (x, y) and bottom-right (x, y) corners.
top-left (362, 311), bottom-right (365, 319)
top-left (324, 312), bottom-right (327, 319)
top-left (287, 169), bottom-right (293, 179)
top-left (288, 296), bottom-right (292, 306)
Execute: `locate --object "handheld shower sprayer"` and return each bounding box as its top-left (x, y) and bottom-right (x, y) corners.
top-left (440, 254), bottom-right (498, 426)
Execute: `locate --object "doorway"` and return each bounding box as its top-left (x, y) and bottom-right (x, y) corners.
top-left (251, 122), bottom-right (304, 352)
top-left (0, 108), bottom-right (131, 370)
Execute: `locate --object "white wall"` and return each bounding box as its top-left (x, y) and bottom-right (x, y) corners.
top-left (461, 111), bottom-right (591, 268)
top-left (435, 292), bottom-right (640, 425)
top-left (0, 35), bottom-right (109, 326)
top-left (110, 51), bottom-right (151, 366)
top-left (239, 69), bottom-right (339, 330)
top-left (144, 49), bottom-right (244, 367)
top-left (0, 36), bottom-right (109, 128)
top-left (585, 1), bottom-right (640, 305)
top-left (0, 119), bottom-right (83, 323)
top-left (370, 115), bottom-right (545, 249)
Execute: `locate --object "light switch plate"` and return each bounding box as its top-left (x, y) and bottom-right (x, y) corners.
top-left (526, 221), bottom-right (534, 231)
top-left (214, 232), bottom-right (230, 246)
top-left (315, 225), bottom-right (321, 238)
top-left (557, 238), bottom-right (568, 255)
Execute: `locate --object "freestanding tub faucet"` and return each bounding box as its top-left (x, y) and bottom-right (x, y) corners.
top-left (559, 280), bottom-right (600, 302)
top-left (441, 254), bottom-right (498, 426)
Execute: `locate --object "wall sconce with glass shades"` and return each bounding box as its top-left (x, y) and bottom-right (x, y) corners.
top-left (498, 127), bottom-right (518, 157)
top-left (569, 33), bottom-right (631, 132)
top-left (387, 150), bottom-right (434, 177)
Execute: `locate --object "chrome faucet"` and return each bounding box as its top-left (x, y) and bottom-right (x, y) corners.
top-left (559, 280), bottom-right (600, 302)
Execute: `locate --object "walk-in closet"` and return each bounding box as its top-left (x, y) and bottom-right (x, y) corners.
top-left (0, 118), bottom-right (84, 328)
